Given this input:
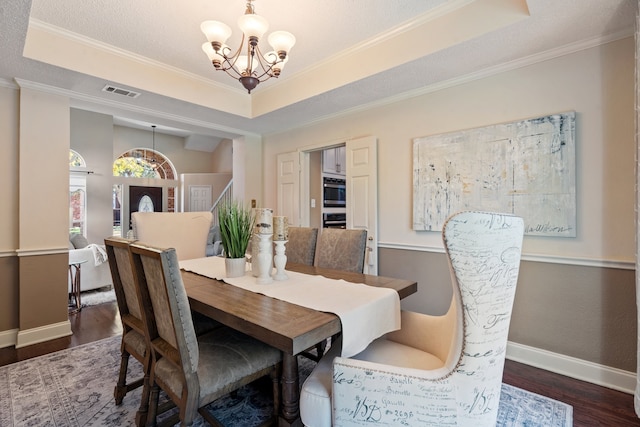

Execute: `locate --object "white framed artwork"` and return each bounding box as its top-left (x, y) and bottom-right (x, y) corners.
top-left (412, 111), bottom-right (576, 237)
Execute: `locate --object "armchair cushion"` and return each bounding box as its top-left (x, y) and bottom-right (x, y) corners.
top-left (70, 233), bottom-right (89, 249)
top-left (300, 336), bottom-right (445, 427)
top-left (206, 225), bottom-right (223, 257)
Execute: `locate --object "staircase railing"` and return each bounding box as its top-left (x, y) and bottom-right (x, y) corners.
top-left (210, 179), bottom-right (233, 226)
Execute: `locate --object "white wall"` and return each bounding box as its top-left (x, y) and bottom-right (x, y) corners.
top-left (263, 38), bottom-right (635, 265)
top-left (0, 85), bottom-right (19, 252)
top-left (70, 109), bottom-right (114, 244)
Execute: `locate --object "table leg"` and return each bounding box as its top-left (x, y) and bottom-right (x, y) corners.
top-left (74, 264), bottom-right (82, 310)
top-left (279, 352), bottom-right (303, 427)
top-left (68, 263), bottom-right (82, 314)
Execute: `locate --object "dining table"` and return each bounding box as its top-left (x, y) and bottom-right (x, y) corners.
top-left (182, 261), bottom-right (417, 427)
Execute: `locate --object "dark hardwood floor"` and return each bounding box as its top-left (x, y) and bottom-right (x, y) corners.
top-left (1, 301), bottom-right (638, 426)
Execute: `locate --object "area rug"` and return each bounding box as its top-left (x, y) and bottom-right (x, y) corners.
top-left (0, 335), bottom-right (573, 426)
top-left (79, 287), bottom-right (116, 308)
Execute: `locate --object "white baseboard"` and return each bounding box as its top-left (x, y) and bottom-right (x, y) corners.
top-left (507, 341), bottom-right (636, 394)
top-left (15, 321), bottom-right (72, 349)
top-left (0, 328), bottom-right (18, 348)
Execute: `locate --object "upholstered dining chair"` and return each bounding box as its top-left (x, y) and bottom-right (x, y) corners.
top-left (314, 228), bottom-right (367, 273)
top-left (128, 242), bottom-right (283, 426)
top-left (131, 211), bottom-right (213, 261)
top-left (286, 226), bottom-right (318, 265)
top-left (302, 228), bottom-right (368, 362)
top-left (300, 211), bottom-right (525, 427)
top-left (104, 237), bottom-right (151, 426)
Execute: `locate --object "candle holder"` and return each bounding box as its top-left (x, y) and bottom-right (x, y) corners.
top-left (273, 240), bottom-right (288, 281)
top-left (256, 233), bottom-right (273, 284)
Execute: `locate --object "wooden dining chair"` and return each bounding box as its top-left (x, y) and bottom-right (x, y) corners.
top-left (128, 242), bottom-right (283, 426)
top-left (286, 226), bottom-right (318, 266)
top-left (104, 237), bottom-right (151, 426)
top-left (313, 228), bottom-right (367, 273)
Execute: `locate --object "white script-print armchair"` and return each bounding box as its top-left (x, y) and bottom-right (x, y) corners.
top-left (300, 211), bottom-right (524, 426)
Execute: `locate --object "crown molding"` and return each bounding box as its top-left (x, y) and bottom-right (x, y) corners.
top-left (265, 28), bottom-right (634, 137)
top-left (28, 18), bottom-right (245, 97)
top-left (0, 78), bottom-right (18, 90)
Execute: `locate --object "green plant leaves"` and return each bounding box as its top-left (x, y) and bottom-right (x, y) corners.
top-left (218, 200), bottom-right (255, 258)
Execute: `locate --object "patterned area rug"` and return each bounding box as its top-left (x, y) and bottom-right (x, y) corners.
top-left (79, 287), bottom-right (116, 308)
top-left (0, 336), bottom-right (573, 426)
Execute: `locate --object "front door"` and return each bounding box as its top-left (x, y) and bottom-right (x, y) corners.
top-left (129, 186), bottom-right (162, 229)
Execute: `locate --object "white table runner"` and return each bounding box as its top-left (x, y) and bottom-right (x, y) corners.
top-left (180, 256), bottom-right (400, 358)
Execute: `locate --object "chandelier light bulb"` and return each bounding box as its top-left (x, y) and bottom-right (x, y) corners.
top-left (235, 55), bottom-right (258, 75)
top-left (237, 13), bottom-right (269, 40)
top-left (200, 21), bottom-right (232, 48)
top-left (202, 42), bottom-right (225, 68)
top-left (268, 31), bottom-right (296, 59)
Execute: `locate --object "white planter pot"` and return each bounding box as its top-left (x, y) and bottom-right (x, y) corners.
top-left (225, 257), bottom-right (247, 278)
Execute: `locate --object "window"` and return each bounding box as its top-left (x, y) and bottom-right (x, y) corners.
top-left (69, 150), bottom-right (87, 235)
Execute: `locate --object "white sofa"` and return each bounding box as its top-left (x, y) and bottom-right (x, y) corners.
top-left (68, 234), bottom-right (113, 292)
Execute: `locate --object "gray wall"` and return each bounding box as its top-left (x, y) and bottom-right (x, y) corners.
top-left (379, 248), bottom-right (636, 372)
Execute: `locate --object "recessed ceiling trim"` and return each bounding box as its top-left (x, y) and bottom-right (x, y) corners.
top-left (251, 0), bottom-right (530, 117)
top-left (14, 78), bottom-right (255, 139)
top-left (263, 29), bottom-right (633, 138)
top-left (24, 19), bottom-right (251, 117)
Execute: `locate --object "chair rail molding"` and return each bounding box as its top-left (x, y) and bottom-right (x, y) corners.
top-left (378, 242), bottom-right (635, 270)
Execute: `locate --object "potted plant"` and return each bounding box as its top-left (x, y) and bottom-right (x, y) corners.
top-left (218, 200), bottom-right (254, 277)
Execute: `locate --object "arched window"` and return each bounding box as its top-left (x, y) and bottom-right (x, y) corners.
top-left (112, 148), bottom-right (175, 179)
top-left (69, 150), bottom-right (87, 235)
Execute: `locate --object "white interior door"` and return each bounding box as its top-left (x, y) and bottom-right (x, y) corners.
top-left (277, 151), bottom-right (300, 226)
top-left (346, 136), bottom-right (378, 275)
top-left (189, 185), bottom-right (212, 212)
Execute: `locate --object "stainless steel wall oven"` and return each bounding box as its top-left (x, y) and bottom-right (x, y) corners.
top-left (323, 177), bottom-right (346, 207)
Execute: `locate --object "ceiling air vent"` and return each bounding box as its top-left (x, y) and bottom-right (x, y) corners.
top-left (102, 85), bottom-right (141, 99)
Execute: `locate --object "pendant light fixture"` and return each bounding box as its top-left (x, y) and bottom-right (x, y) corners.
top-left (150, 125), bottom-right (158, 168)
top-left (200, 0), bottom-right (295, 93)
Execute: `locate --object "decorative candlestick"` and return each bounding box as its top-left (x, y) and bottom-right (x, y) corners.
top-left (251, 208), bottom-right (273, 277)
top-left (273, 216), bottom-right (289, 241)
top-left (256, 233), bottom-right (273, 284)
top-left (273, 240), bottom-right (288, 281)
top-left (254, 208), bottom-right (273, 235)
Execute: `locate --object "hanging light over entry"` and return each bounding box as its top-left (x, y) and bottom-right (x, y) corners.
top-left (150, 125), bottom-right (158, 169)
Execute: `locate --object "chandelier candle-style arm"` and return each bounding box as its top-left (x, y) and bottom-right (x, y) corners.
top-left (200, 0), bottom-right (295, 93)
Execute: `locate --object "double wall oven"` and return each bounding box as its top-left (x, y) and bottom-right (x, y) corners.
top-left (323, 177), bottom-right (346, 207)
top-left (322, 176), bottom-right (346, 228)
top-left (322, 212), bottom-right (346, 229)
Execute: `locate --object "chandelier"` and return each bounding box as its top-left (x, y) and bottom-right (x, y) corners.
top-left (200, 0), bottom-right (296, 94)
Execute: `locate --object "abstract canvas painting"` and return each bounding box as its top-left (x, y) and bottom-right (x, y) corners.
top-left (413, 112), bottom-right (576, 237)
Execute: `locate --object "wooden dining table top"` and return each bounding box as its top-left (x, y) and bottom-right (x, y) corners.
top-left (182, 262), bottom-right (417, 356)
